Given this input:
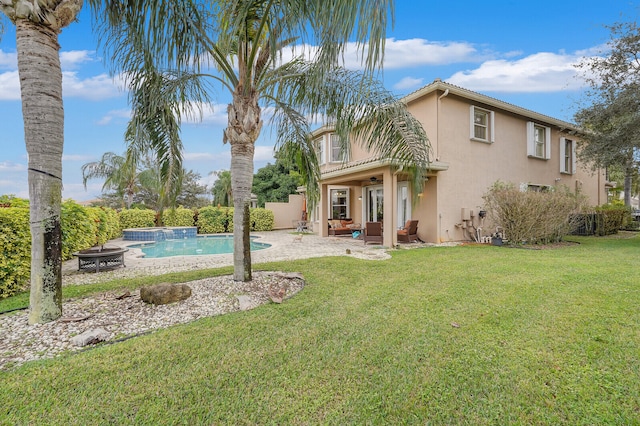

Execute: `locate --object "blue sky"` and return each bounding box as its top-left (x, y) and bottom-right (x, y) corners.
top-left (0, 1), bottom-right (638, 201)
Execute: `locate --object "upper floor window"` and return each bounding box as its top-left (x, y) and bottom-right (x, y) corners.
top-left (470, 106), bottom-right (494, 143)
top-left (314, 137), bottom-right (325, 165)
top-left (527, 122), bottom-right (551, 159)
top-left (560, 137), bottom-right (576, 174)
top-left (330, 134), bottom-right (348, 162)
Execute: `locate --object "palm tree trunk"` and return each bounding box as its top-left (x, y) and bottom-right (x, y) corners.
top-left (226, 89), bottom-right (262, 282)
top-left (16, 20), bottom-right (64, 324)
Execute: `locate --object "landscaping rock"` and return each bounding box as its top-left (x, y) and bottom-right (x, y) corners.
top-left (140, 283), bottom-right (192, 305)
top-left (70, 328), bottom-right (110, 347)
top-left (237, 295), bottom-right (253, 311)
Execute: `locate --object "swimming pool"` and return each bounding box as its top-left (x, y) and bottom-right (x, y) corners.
top-left (129, 235), bottom-right (271, 258)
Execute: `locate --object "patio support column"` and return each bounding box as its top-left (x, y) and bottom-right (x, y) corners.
top-left (319, 182), bottom-right (329, 237)
top-left (383, 168), bottom-right (394, 247)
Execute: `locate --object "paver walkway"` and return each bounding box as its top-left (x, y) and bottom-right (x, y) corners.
top-left (62, 230), bottom-right (392, 285)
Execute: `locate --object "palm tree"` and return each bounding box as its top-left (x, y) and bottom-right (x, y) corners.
top-left (88, 0), bottom-right (431, 281)
top-left (210, 170), bottom-right (233, 207)
top-left (1, 0), bottom-right (83, 323)
top-left (82, 152), bottom-right (140, 209)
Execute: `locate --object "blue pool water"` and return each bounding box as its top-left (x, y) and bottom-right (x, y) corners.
top-left (129, 235), bottom-right (270, 258)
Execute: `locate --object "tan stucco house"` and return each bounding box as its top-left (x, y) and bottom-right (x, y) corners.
top-left (309, 79), bottom-right (609, 246)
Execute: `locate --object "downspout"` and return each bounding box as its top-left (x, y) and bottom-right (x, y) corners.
top-left (436, 88), bottom-right (449, 243)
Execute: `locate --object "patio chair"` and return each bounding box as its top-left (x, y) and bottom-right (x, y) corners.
top-left (397, 220), bottom-right (419, 243)
top-left (363, 221), bottom-right (383, 245)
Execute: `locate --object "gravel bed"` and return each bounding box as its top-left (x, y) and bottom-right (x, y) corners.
top-left (0, 272), bottom-right (304, 371)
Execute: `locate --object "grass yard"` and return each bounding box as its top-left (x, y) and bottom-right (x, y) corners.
top-left (1, 233), bottom-right (639, 424)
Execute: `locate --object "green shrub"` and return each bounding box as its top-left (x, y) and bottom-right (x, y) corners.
top-left (0, 206), bottom-right (30, 298)
top-left (594, 204), bottom-right (628, 235)
top-left (61, 200), bottom-right (95, 259)
top-left (197, 206), bottom-right (233, 233)
top-left (250, 208), bottom-right (274, 231)
top-left (119, 209), bottom-right (156, 230)
top-left (0, 202), bottom-right (122, 299)
top-left (196, 206), bottom-right (274, 233)
top-left (0, 195), bottom-right (29, 208)
top-left (162, 207), bottom-right (195, 227)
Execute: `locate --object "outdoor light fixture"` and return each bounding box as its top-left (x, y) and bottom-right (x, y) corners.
top-left (370, 177), bottom-right (378, 183)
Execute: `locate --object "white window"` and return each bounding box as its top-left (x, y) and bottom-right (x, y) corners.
top-left (470, 106), bottom-right (494, 143)
top-left (524, 183), bottom-right (552, 192)
top-left (560, 137), bottom-right (576, 174)
top-left (314, 137), bottom-right (325, 165)
top-left (330, 188), bottom-right (349, 219)
top-left (330, 134), bottom-right (348, 162)
top-left (527, 122), bottom-right (551, 159)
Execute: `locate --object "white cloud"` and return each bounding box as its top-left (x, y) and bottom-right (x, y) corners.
top-left (393, 76), bottom-right (424, 91)
top-left (277, 38), bottom-right (482, 71)
top-left (447, 51), bottom-right (588, 93)
top-left (0, 70), bottom-right (20, 100)
top-left (62, 182), bottom-right (104, 202)
top-left (96, 108), bottom-right (131, 126)
top-left (62, 72), bottom-right (124, 100)
top-left (60, 50), bottom-right (96, 70)
top-left (254, 145), bottom-right (275, 162)
top-left (182, 102), bottom-right (229, 126)
top-left (379, 39), bottom-right (481, 69)
top-left (0, 49), bottom-right (17, 70)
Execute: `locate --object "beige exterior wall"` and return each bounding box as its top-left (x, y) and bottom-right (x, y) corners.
top-left (312, 81), bottom-right (608, 244)
top-left (265, 194), bottom-right (304, 230)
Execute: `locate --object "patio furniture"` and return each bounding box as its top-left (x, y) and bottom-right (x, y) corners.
top-left (73, 246), bottom-right (128, 272)
top-left (397, 220), bottom-right (419, 243)
top-left (363, 221), bottom-right (383, 245)
top-left (328, 218), bottom-right (355, 236)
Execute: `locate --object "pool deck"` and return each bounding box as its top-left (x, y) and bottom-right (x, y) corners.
top-left (61, 230), bottom-right (396, 285)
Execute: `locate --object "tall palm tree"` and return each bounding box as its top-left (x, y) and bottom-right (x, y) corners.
top-left (88, 0), bottom-right (431, 281)
top-left (1, 0), bottom-right (83, 323)
top-left (210, 170), bottom-right (233, 207)
top-left (82, 152), bottom-right (140, 209)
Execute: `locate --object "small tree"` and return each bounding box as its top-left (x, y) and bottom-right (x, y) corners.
top-left (252, 157), bottom-right (302, 207)
top-left (483, 182), bottom-right (588, 245)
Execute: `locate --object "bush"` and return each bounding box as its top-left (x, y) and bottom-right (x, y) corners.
top-left (197, 206), bottom-right (233, 233)
top-left (119, 209), bottom-right (156, 230)
top-left (0, 202), bottom-right (122, 299)
top-left (162, 207), bottom-right (195, 227)
top-left (61, 200), bottom-right (96, 259)
top-left (250, 208), bottom-right (274, 231)
top-left (0, 206), bottom-right (30, 298)
top-left (482, 182), bottom-right (588, 245)
top-left (196, 207), bottom-right (274, 233)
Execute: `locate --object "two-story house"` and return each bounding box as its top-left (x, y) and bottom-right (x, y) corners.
top-left (310, 79), bottom-right (608, 246)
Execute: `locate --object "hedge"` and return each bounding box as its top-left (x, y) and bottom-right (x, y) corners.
top-left (571, 205), bottom-right (629, 236)
top-left (196, 206), bottom-right (274, 233)
top-left (197, 206), bottom-right (233, 233)
top-left (162, 207), bottom-right (195, 227)
top-left (119, 208), bottom-right (156, 230)
top-left (0, 201), bottom-right (121, 299)
top-left (0, 206), bottom-right (30, 298)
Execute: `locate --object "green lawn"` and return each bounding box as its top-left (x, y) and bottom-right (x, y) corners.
top-left (1, 234), bottom-right (639, 424)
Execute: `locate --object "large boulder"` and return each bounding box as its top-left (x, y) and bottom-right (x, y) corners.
top-left (140, 283), bottom-right (192, 305)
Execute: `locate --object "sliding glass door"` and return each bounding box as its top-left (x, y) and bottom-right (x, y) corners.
top-left (366, 186), bottom-right (383, 222)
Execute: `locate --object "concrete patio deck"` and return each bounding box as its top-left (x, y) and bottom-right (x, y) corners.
top-left (62, 230), bottom-right (394, 285)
